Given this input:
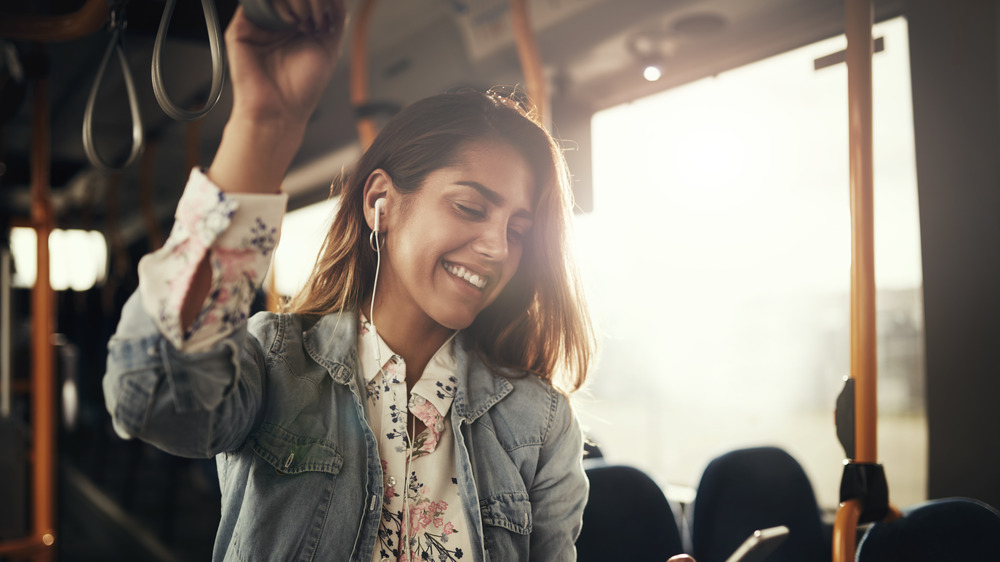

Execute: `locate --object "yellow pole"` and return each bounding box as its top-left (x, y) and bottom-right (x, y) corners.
top-left (509, 0), bottom-right (549, 126)
top-left (834, 0), bottom-right (876, 559)
top-left (846, 0), bottom-right (877, 467)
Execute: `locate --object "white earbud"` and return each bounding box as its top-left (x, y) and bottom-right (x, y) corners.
top-left (374, 198), bottom-right (386, 233)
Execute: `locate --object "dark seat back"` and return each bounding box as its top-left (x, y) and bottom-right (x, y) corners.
top-left (857, 497), bottom-right (1000, 561)
top-left (692, 446), bottom-right (829, 562)
top-left (577, 464), bottom-right (685, 561)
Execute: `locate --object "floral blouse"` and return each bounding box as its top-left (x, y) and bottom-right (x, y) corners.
top-left (137, 169), bottom-right (469, 562)
top-left (358, 316), bottom-right (471, 562)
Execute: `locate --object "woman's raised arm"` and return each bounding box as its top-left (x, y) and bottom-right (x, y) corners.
top-left (209, 0), bottom-right (346, 195)
top-left (181, 0), bottom-right (346, 331)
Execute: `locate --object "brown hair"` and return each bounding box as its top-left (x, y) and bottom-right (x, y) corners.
top-left (287, 89), bottom-right (595, 393)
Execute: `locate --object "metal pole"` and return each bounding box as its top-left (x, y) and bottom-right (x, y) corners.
top-left (0, 0), bottom-right (108, 42)
top-left (846, 0), bottom-right (877, 467)
top-left (833, 0), bottom-right (876, 559)
top-left (30, 65), bottom-right (57, 559)
top-left (1, 247), bottom-right (10, 419)
top-left (509, 0), bottom-right (549, 127)
top-left (350, 0), bottom-right (378, 149)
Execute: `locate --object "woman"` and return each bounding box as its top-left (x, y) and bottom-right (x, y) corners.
top-left (103, 1), bottom-right (597, 560)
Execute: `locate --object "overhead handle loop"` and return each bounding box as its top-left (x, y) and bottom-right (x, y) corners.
top-left (82, 13), bottom-right (144, 172)
top-left (240, 0), bottom-right (293, 31)
top-left (151, 0), bottom-right (226, 121)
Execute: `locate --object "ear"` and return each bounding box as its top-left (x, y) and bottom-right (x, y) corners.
top-left (362, 169), bottom-right (393, 232)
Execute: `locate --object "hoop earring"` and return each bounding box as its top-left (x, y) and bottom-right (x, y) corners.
top-left (369, 230), bottom-right (380, 252)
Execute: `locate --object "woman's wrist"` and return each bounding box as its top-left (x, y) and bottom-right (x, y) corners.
top-left (208, 113), bottom-right (308, 194)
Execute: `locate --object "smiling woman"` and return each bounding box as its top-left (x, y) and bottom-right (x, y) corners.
top-left (101, 2), bottom-right (596, 560)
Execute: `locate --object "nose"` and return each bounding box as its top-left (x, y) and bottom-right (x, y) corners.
top-left (471, 220), bottom-right (509, 261)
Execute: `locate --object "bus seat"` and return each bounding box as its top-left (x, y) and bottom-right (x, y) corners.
top-left (691, 446), bottom-right (829, 562)
top-left (577, 464), bottom-right (685, 561)
top-left (856, 497), bottom-right (1000, 561)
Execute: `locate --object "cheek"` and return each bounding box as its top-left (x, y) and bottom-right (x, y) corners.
top-left (498, 249), bottom-right (527, 292)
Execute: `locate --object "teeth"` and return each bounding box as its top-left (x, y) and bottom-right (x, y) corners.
top-left (444, 262), bottom-right (487, 289)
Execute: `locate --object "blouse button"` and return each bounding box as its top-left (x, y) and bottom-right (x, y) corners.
top-left (413, 395), bottom-right (426, 405)
top-left (388, 476), bottom-right (396, 487)
top-left (434, 421), bottom-right (444, 432)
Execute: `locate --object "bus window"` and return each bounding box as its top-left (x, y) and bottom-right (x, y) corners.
top-left (574, 16), bottom-right (924, 510)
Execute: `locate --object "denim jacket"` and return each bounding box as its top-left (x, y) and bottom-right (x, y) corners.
top-left (103, 291), bottom-right (588, 561)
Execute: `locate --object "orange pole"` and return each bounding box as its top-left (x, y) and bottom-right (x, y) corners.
top-left (31, 67), bottom-right (57, 559)
top-left (0, 0), bottom-right (108, 42)
top-left (509, 0), bottom-right (548, 126)
top-left (834, 0), bottom-right (876, 559)
top-left (833, 498), bottom-right (862, 562)
top-left (846, 0), bottom-right (877, 467)
top-left (350, 0), bottom-right (378, 149)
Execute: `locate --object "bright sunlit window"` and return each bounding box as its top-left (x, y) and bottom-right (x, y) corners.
top-left (575, 16), bottom-right (925, 509)
top-left (9, 227), bottom-right (109, 291)
top-left (271, 198), bottom-right (340, 298)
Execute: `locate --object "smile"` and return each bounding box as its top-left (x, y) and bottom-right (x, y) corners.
top-left (443, 262), bottom-right (488, 290)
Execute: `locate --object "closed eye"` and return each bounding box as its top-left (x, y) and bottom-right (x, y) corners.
top-left (455, 203), bottom-right (486, 219)
top-left (508, 226), bottom-right (531, 244)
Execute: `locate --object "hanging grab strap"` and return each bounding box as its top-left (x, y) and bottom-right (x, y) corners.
top-left (151, 0), bottom-right (226, 121)
top-left (82, 3), bottom-right (144, 172)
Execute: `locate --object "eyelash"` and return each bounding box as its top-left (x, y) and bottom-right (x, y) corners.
top-left (456, 203), bottom-right (486, 219)
top-left (455, 203), bottom-right (528, 243)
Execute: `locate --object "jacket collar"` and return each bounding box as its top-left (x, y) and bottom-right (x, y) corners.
top-left (302, 311), bottom-right (360, 386)
top-left (302, 310), bottom-right (513, 422)
top-left (451, 332), bottom-right (513, 424)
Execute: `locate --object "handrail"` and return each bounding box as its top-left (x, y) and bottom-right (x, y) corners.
top-left (509, 0), bottom-right (548, 127)
top-left (82, 7), bottom-right (144, 171)
top-left (31, 60), bottom-right (58, 562)
top-left (0, 0), bottom-right (108, 42)
top-left (833, 498), bottom-right (862, 561)
top-left (1, 246), bottom-right (10, 419)
top-left (846, 0), bottom-right (877, 468)
top-left (834, 0), bottom-right (880, 559)
top-left (0, 65), bottom-right (59, 560)
top-left (241, 0), bottom-right (293, 31)
top-left (350, 0), bottom-right (378, 149)
top-left (151, 0), bottom-right (226, 121)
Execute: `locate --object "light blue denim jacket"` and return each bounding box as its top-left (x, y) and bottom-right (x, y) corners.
top-left (103, 291), bottom-right (588, 561)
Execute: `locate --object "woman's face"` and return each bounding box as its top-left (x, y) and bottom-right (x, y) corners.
top-left (377, 139), bottom-right (536, 332)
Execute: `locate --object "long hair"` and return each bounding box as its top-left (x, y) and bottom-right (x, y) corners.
top-left (287, 88), bottom-right (595, 393)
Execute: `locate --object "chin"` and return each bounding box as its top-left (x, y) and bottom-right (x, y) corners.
top-left (431, 306), bottom-right (481, 332)
top-left (436, 314), bottom-right (476, 332)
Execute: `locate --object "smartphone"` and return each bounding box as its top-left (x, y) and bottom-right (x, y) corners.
top-left (724, 525), bottom-right (790, 562)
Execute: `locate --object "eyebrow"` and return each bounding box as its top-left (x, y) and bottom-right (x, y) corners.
top-left (456, 181), bottom-right (534, 220)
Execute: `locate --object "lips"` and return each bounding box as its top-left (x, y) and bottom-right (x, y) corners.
top-left (442, 261), bottom-right (488, 290)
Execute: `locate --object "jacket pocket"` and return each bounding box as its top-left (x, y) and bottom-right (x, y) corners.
top-left (481, 493), bottom-right (532, 560)
top-left (481, 492), bottom-right (532, 534)
top-left (250, 423), bottom-right (344, 475)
